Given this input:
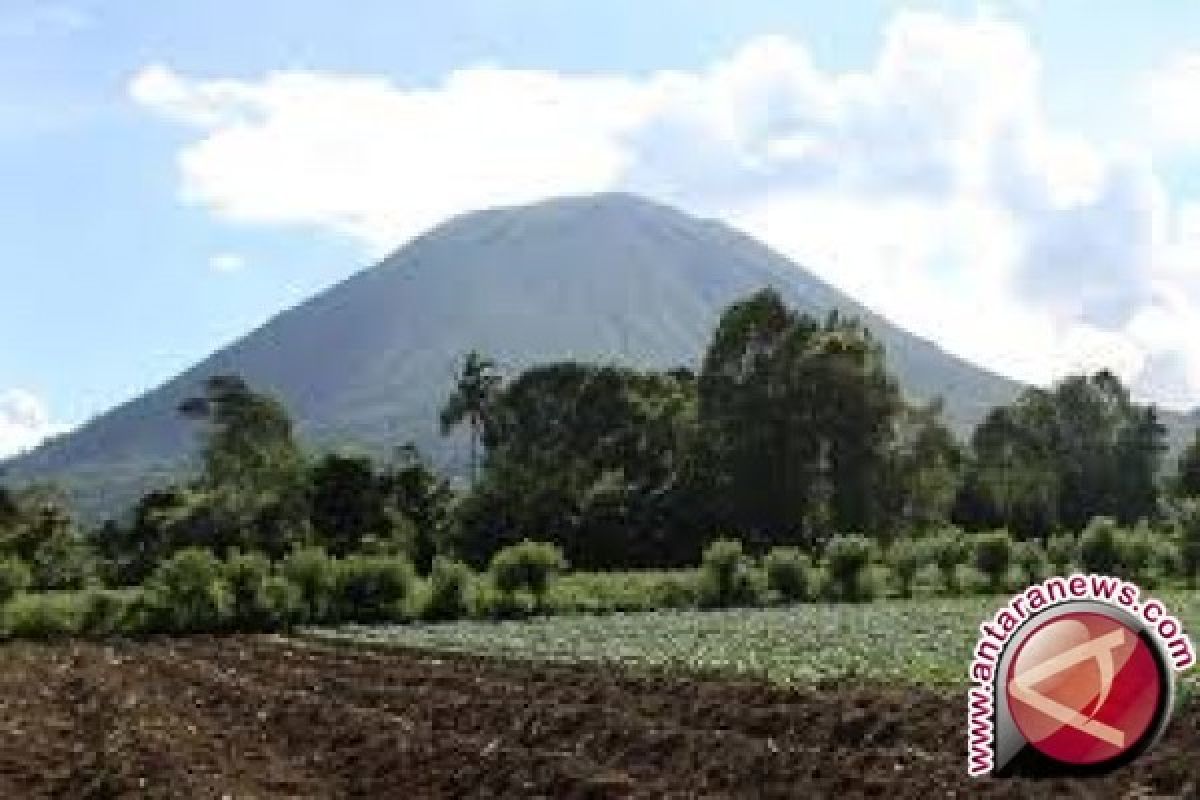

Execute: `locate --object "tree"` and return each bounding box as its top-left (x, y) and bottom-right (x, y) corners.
top-left (455, 363), bottom-right (699, 568)
top-left (958, 371), bottom-right (1165, 535)
top-left (1175, 429), bottom-right (1200, 499)
top-left (886, 400), bottom-right (963, 536)
top-left (178, 375), bottom-right (309, 558)
top-left (440, 351), bottom-right (502, 484)
top-left (697, 289), bottom-right (901, 544)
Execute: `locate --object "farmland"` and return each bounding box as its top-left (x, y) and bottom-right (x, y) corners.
top-left (0, 632), bottom-right (1197, 798)
top-left (312, 593), bottom-right (1200, 689)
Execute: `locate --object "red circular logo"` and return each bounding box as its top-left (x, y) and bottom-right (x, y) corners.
top-left (1005, 612), bottom-right (1163, 766)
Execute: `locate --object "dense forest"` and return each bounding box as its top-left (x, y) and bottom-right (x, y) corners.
top-left (3, 288), bottom-right (1200, 622)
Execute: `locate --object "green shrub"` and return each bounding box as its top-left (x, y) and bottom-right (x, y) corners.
top-left (926, 529), bottom-right (968, 594)
top-left (78, 589), bottom-right (130, 636)
top-left (471, 581), bottom-right (537, 619)
top-left (1046, 533), bottom-right (1077, 575)
top-left (825, 534), bottom-right (873, 602)
top-left (489, 541), bottom-right (568, 598)
top-left (224, 550), bottom-right (273, 630)
top-left (697, 539), bottom-right (764, 608)
top-left (1176, 499), bottom-right (1200, 587)
top-left (143, 548), bottom-right (231, 633)
top-left (763, 547), bottom-right (811, 602)
top-left (888, 538), bottom-right (923, 598)
top-left (1012, 540), bottom-right (1048, 585)
top-left (423, 556), bottom-right (474, 621)
top-left (281, 546), bottom-right (338, 624)
top-left (254, 575), bottom-right (303, 630)
top-left (1080, 517), bottom-right (1123, 575)
top-left (336, 555), bottom-right (415, 622)
top-left (0, 557), bottom-right (31, 605)
top-left (1118, 524), bottom-right (1155, 582)
top-left (973, 531), bottom-right (1013, 592)
top-left (3, 594), bottom-right (78, 639)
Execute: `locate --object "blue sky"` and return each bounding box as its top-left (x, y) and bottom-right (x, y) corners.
top-left (4, 0), bottom-right (1200, 455)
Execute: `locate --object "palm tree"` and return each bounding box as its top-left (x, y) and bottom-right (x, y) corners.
top-left (440, 351), bottom-right (502, 484)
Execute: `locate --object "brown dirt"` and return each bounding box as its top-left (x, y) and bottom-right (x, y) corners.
top-left (0, 636), bottom-right (1194, 798)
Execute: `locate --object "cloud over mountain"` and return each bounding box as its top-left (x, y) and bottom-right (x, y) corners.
top-left (129, 10), bottom-right (1200, 408)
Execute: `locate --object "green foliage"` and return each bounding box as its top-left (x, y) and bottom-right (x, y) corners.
top-left (545, 570), bottom-right (698, 614)
top-left (698, 290), bottom-right (902, 543)
top-left (1175, 499), bottom-right (1200, 587)
top-left (0, 556), bottom-right (31, 605)
top-left (281, 546), bottom-right (338, 623)
top-left (824, 534), bottom-right (875, 602)
top-left (1118, 523), bottom-right (1156, 582)
top-left (1012, 540), bottom-right (1048, 585)
top-left (887, 538), bottom-right (923, 598)
top-left (763, 547), bottom-right (811, 602)
top-left (1079, 517), bottom-right (1124, 575)
top-left (78, 589), bottom-right (130, 637)
top-left (489, 540), bottom-right (568, 598)
top-left (972, 531), bottom-right (1013, 592)
top-left (422, 556), bottom-right (474, 621)
top-left (697, 539), bottom-right (764, 608)
top-left (1046, 533), bottom-right (1077, 574)
top-left (2, 593), bottom-right (78, 639)
top-left (926, 528), bottom-right (969, 594)
top-left (142, 548), bottom-right (231, 633)
top-left (335, 555), bottom-right (415, 622)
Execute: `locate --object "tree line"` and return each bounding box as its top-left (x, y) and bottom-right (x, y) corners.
top-left (4, 287), bottom-right (1200, 595)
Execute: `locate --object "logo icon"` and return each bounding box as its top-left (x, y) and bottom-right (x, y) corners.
top-left (1005, 611), bottom-right (1164, 767)
top-left (983, 597), bottom-right (1177, 776)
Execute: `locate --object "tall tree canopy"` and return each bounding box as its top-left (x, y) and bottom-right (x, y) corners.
top-left (956, 370), bottom-right (1165, 535)
top-left (696, 289), bottom-right (902, 544)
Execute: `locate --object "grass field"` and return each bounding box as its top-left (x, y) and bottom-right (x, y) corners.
top-left (312, 591), bottom-right (1200, 688)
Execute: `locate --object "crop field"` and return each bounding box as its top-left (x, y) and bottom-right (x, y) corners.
top-left (1, 633), bottom-right (1198, 798)
top-left (311, 592), bottom-right (1200, 689)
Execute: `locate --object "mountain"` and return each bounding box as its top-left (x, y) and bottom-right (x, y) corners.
top-left (5, 193), bottom-right (1191, 520)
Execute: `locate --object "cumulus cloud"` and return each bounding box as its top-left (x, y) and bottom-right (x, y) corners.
top-left (0, 390), bottom-right (65, 458)
top-left (129, 11), bottom-right (1200, 408)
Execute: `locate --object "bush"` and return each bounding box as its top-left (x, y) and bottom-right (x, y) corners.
top-left (1118, 524), bottom-right (1155, 582)
top-left (254, 575), bottom-right (303, 630)
top-left (281, 546), bottom-right (338, 624)
top-left (1176, 499), bottom-right (1200, 587)
top-left (78, 589), bottom-right (130, 636)
top-left (423, 556), bottom-right (474, 621)
top-left (927, 528), bottom-right (968, 594)
top-left (973, 531), bottom-right (1013, 592)
top-left (335, 555), bottom-right (415, 622)
top-left (3, 594), bottom-right (78, 639)
top-left (1080, 517), bottom-right (1123, 575)
top-left (888, 538), bottom-right (922, 598)
top-left (763, 547), bottom-right (811, 602)
top-left (825, 534), bottom-right (873, 602)
top-left (1012, 540), bottom-right (1048, 585)
top-left (224, 550), bottom-right (273, 630)
top-left (697, 539), bottom-right (764, 608)
top-left (489, 541), bottom-right (568, 598)
top-left (471, 582), bottom-right (537, 619)
top-left (142, 548), bottom-right (231, 633)
top-left (1046, 533), bottom-right (1077, 575)
top-left (0, 557), bottom-right (31, 605)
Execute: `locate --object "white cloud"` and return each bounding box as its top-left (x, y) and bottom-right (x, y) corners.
top-left (1146, 53), bottom-right (1200, 149)
top-left (0, 390), bottom-right (66, 458)
top-left (209, 252), bottom-right (246, 273)
top-left (130, 11), bottom-right (1200, 408)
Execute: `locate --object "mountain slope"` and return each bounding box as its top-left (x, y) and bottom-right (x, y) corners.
top-left (2, 192), bottom-right (1111, 518)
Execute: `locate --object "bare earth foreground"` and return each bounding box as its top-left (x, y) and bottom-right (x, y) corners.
top-left (0, 637), bottom-right (1194, 798)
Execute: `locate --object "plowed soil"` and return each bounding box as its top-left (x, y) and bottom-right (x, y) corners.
top-left (0, 636), bottom-right (1194, 798)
